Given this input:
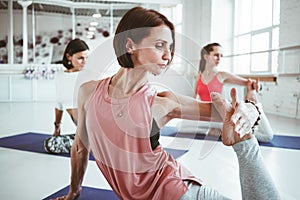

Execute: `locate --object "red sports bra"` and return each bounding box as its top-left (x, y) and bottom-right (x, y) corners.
top-left (196, 74), bottom-right (224, 102)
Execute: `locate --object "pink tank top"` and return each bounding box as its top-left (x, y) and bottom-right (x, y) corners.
top-left (197, 74), bottom-right (223, 102)
top-left (84, 77), bottom-right (201, 200)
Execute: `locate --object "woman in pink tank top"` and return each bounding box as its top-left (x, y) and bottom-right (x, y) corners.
top-left (53, 7), bottom-right (280, 200)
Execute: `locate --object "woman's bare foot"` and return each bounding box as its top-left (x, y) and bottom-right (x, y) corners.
top-left (211, 88), bottom-right (252, 146)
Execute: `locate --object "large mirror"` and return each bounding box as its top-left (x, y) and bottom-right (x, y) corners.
top-left (0, 0), bottom-right (163, 65)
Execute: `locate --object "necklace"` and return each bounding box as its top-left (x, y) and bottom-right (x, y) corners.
top-left (110, 96), bottom-right (130, 119)
top-left (117, 110), bottom-right (124, 117)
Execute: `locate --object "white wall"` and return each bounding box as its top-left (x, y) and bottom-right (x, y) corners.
top-left (259, 0), bottom-right (300, 119)
top-left (279, 0), bottom-right (300, 48)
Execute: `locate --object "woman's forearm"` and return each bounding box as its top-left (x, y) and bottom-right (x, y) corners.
top-left (69, 136), bottom-right (89, 194)
top-left (168, 96), bottom-right (222, 122)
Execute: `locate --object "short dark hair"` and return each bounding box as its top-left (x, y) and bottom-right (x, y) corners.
top-left (198, 43), bottom-right (222, 72)
top-left (113, 6), bottom-right (175, 68)
top-left (62, 38), bottom-right (89, 69)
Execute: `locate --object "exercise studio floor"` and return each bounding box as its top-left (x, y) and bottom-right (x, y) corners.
top-left (1, 102), bottom-right (300, 200)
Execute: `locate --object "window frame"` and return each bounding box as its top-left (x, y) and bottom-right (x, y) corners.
top-left (230, 0), bottom-right (280, 75)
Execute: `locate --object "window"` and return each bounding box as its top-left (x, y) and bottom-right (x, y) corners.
top-left (160, 4), bottom-right (184, 73)
top-left (160, 4), bottom-right (182, 33)
top-left (232, 0), bottom-right (280, 74)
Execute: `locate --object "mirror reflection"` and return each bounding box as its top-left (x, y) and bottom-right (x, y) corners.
top-left (0, 0), bottom-right (143, 65)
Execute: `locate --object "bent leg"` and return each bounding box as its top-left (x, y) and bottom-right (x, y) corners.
top-left (253, 104), bottom-right (274, 142)
top-left (245, 82), bottom-right (274, 142)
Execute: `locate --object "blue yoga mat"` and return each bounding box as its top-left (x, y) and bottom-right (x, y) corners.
top-left (160, 126), bottom-right (300, 150)
top-left (0, 132), bottom-right (187, 200)
top-left (43, 185), bottom-right (118, 200)
top-left (0, 132), bottom-right (188, 159)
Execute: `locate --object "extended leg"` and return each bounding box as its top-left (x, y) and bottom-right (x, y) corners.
top-left (212, 88), bottom-right (280, 200)
top-left (233, 136), bottom-right (280, 199)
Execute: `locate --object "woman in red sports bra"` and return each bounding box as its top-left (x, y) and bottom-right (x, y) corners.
top-left (193, 43), bottom-right (251, 101)
top-left (193, 43), bottom-right (274, 142)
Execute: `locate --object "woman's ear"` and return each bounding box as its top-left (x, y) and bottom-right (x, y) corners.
top-left (125, 38), bottom-right (135, 54)
top-left (204, 54), bottom-right (209, 61)
top-left (66, 53), bottom-right (71, 60)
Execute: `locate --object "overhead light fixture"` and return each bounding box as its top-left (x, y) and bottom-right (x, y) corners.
top-left (88, 27), bottom-right (96, 31)
top-left (92, 13), bottom-right (102, 18)
top-left (92, 9), bottom-right (102, 18)
top-left (87, 34), bottom-right (95, 39)
top-left (90, 21), bottom-right (98, 26)
top-left (87, 31), bottom-right (95, 35)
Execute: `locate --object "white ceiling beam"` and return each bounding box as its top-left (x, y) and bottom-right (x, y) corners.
top-left (24, 0), bottom-right (182, 8)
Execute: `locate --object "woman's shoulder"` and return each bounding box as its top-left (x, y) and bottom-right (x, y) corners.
top-left (77, 80), bottom-right (104, 106)
top-left (217, 70), bottom-right (241, 81)
top-left (80, 77), bottom-right (110, 94)
top-left (80, 80), bottom-right (98, 88)
top-left (215, 71), bottom-right (228, 83)
top-left (215, 70), bottom-right (224, 76)
top-left (80, 79), bottom-right (103, 93)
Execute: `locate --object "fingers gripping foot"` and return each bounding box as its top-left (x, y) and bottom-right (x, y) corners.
top-left (245, 80), bottom-right (259, 103)
top-left (211, 89), bottom-right (252, 146)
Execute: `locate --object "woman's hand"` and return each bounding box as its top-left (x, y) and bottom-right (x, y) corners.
top-left (247, 78), bottom-right (259, 92)
top-left (231, 97), bottom-right (259, 137)
top-left (51, 187), bottom-right (81, 200)
top-left (211, 88), bottom-right (259, 146)
top-left (53, 125), bottom-right (61, 137)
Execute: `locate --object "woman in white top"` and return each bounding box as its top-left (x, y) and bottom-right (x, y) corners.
top-left (53, 39), bottom-right (89, 136)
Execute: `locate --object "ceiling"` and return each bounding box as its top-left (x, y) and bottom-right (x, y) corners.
top-left (0, 0), bottom-right (146, 17)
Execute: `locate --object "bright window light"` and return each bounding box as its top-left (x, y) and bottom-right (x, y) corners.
top-left (252, 0), bottom-right (272, 31)
top-left (235, 34), bottom-right (251, 54)
top-left (252, 32), bottom-right (269, 52)
top-left (233, 0), bottom-right (280, 74)
top-left (251, 52), bottom-right (269, 72)
top-left (235, 0), bottom-right (251, 34)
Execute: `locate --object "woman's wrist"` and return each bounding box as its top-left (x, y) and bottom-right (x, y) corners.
top-left (54, 122), bottom-right (61, 128)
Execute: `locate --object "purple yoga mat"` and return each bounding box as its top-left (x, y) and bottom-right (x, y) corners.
top-left (43, 186), bottom-right (118, 200)
top-left (0, 132), bottom-right (188, 159)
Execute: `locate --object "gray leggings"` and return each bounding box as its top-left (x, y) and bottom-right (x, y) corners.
top-left (180, 137), bottom-right (281, 200)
